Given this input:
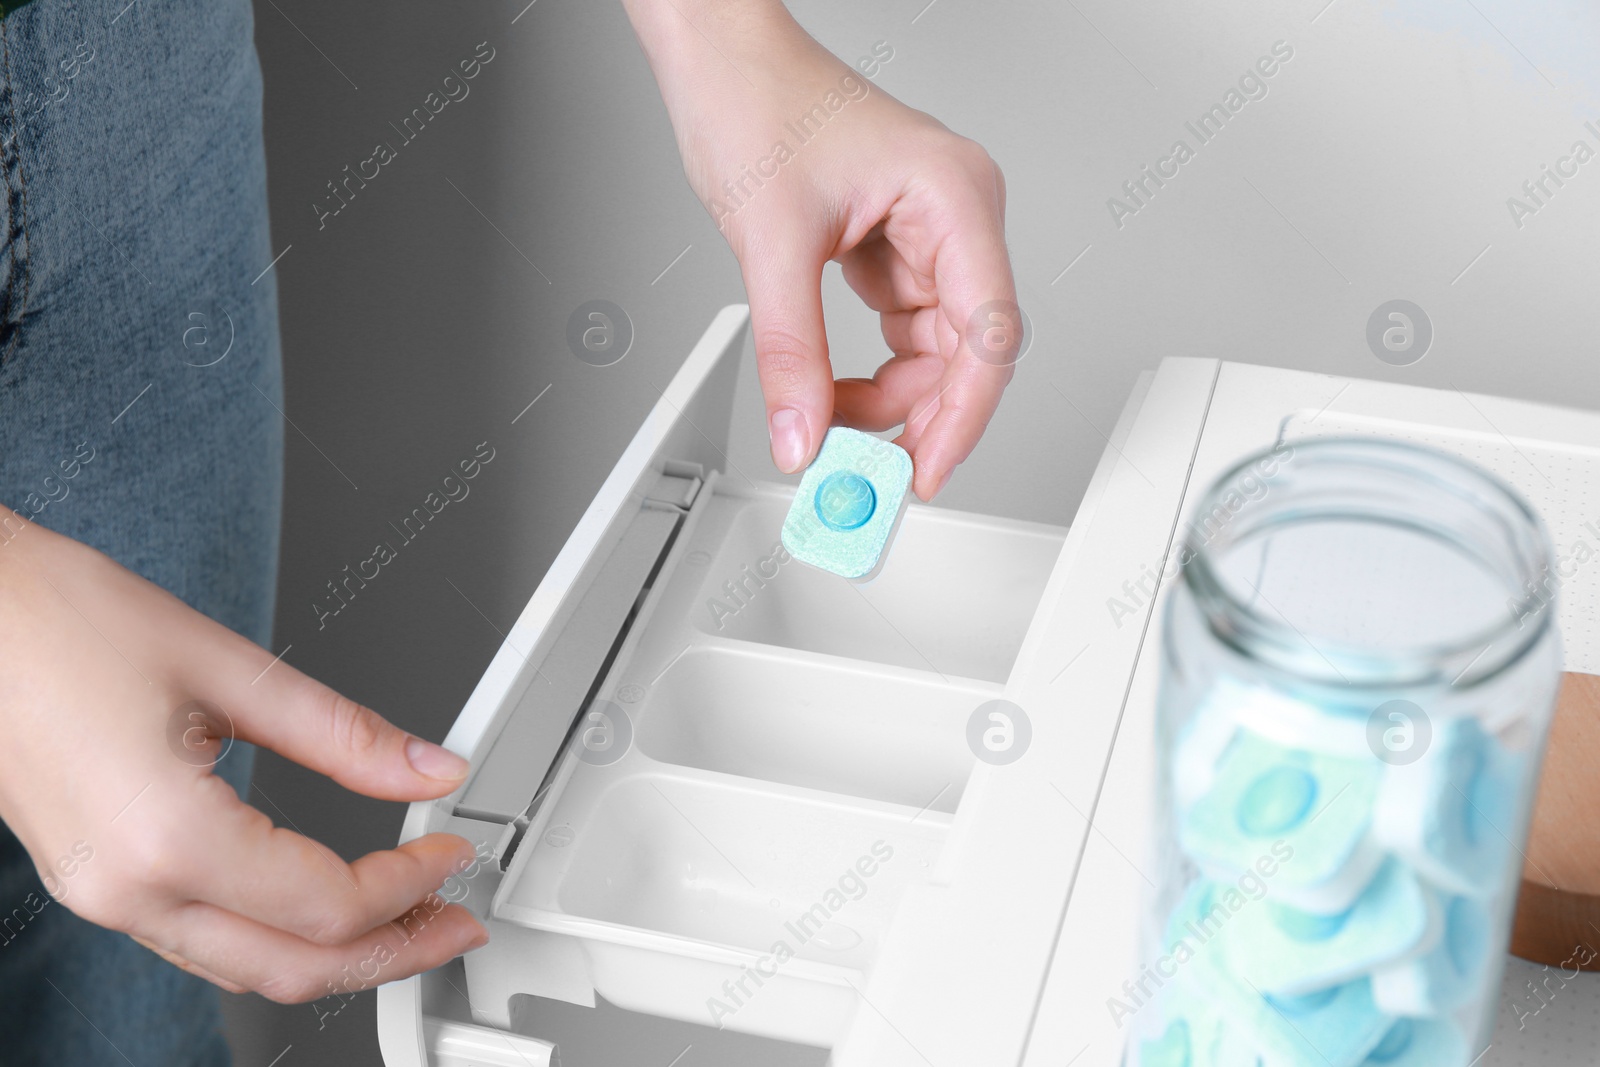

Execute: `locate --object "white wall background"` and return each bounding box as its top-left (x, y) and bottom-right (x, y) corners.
top-left (232, 1), bottom-right (1598, 1064)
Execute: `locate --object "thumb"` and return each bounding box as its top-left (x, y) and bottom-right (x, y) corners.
top-left (221, 663), bottom-right (469, 802)
top-left (739, 227), bottom-right (834, 474)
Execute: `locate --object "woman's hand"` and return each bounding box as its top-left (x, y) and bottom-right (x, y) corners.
top-left (625, 0), bottom-right (1021, 500)
top-left (0, 517), bottom-right (486, 1002)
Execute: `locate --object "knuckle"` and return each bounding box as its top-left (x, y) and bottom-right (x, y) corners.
top-left (951, 135), bottom-right (994, 171)
top-left (937, 393), bottom-right (969, 423)
top-left (977, 147), bottom-right (1005, 184)
top-left (926, 136), bottom-right (1002, 199)
top-left (755, 332), bottom-right (814, 394)
top-left (116, 818), bottom-right (191, 892)
top-left (984, 361), bottom-right (1019, 388)
top-left (325, 691), bottom-right (387, 758)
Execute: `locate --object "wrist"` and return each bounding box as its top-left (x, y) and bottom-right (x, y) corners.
top-left (622, 0), bottom-right (828, 109)
top-left (621, 0), bottom-right (797, 52)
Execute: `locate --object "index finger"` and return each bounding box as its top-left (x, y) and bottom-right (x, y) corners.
top-left (900, 169), bottom-right (1019, 500)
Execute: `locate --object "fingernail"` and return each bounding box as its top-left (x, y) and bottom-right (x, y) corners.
top-left (931, 468), bottom-right (954, 499)
top-left (769, 408), bottom-right (809, 474)
top-left (466, 927), bottom-right (490, 952)
top-left (406, 737), bottom-right (470, 781)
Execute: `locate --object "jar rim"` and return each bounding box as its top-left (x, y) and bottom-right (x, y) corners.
top-left (1181, 436), bottom-right (1555, 689)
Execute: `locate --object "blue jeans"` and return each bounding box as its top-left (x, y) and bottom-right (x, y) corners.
top-left (0, 0), bottom-right (281, 1064)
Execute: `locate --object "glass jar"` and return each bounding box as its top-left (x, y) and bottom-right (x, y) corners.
top-left (1130, 438), bottom-right (1562, 1067)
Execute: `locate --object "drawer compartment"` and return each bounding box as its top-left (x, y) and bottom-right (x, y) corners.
top-left (487, 771), bottom-right (950, 1045)
top-left (634, 645), bottom-right (983, 814)
top-left (684, 487), bottom-right (1064, 684)
top-left (525, 773), bottom-right (945, 961)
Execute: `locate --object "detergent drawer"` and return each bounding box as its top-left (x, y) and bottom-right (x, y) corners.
top-left (377, 305), bottom-right (1070, 1066)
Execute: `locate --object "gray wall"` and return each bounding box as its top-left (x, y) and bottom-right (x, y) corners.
top-left (234, 0), bottom-right (1598, 1064)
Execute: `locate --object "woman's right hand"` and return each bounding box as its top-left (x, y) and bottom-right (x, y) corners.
top-left (0, 514), bottom-right (487, 1001)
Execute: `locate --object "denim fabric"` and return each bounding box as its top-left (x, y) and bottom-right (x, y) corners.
top-left (0, 0), bottom-right (281, 1064)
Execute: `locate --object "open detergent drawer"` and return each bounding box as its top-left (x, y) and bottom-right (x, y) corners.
top-left (376, 306), bottom-right (1070, 1065)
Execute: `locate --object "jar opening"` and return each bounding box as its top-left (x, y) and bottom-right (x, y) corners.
top-left (1181, 438), bottom-right (1554, 689)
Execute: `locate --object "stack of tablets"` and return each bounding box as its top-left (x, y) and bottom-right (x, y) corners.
top-left (1139, 680), bottom-right (1525, 1067)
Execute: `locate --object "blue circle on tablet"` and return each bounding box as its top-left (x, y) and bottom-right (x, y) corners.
top-left (1237, 766), bottom-right (1317, 835)
top-left (815, 471), bottom-right (877, 531)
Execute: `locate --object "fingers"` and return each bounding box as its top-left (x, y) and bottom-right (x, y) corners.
top-left (839, 237), bottom-right (934, 313)
top-left (132, 935), bottom-right (247, 994)
top-left (897, 355), bottom-right (1009, 501)
top-left (64, 527), bottom-right (470, 804)
top-left (197, 793), bottom-right (481, 947)
top-left (878, 306), bottom-right (958, 363)
top-left (139, 893), bottom-right (487, 1004)
top-left (82, 769), bottom-right (481, 958)
top-left (833, 353), bottom-right (947, 431)
top-left (211, 648), bottom-right (469, 803)
top-left (832, 146), bottom-right (1017, 498)
top-left (739, 224), bottom-right (835, 474)
top-left (902, 155), bottom-right (1018, 500)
